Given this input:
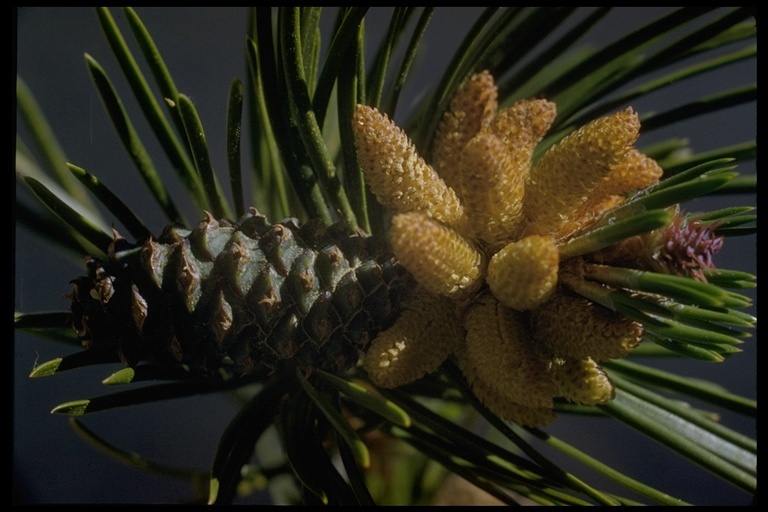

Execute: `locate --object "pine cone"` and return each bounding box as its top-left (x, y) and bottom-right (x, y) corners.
top-left (67, 209), bottom-right (413, 377)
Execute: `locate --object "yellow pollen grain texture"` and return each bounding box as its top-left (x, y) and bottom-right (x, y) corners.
top-left (530, 291), bottom-right (644, 361)
top-left (491, 98), bottom-right (557, 156)
top-left (391, 212), bottom-right (484, 299)
top-left (353, 104), bottom-right (465, 227)
top-left (459, 132), bottom-right (526, 245)
top-left (487, 235), bottom-right (559, 311)
top-left (523, 107), bottom-right (641, 236)
top-left (569, 149), bottom-right (663, 232)
top-left (460, 294), bottom-right (557, 410)
top-left (592, 148), bottom-right (663, 200)
top-left (364, 291), bottom-right (464, 389)
top-left (549, 357), bottom-right (615, 405)
top-left (554, 194), bottom-right (626, 242)
top-left (457, 361), bottom-right (556, 427)
top-left (432, 70), bottom-right (499, 197)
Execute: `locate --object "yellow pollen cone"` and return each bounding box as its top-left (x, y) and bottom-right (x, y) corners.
top-left (523, 107), bottom-right (641, 236)
top-left (459, 294), bottom-right (557, 410)
top-left (353, 104), bottom-right (465, 228)
top-left (490, 98), bottom-right (557, 156)
top-left (531, 291), bottom-right (643, 361)
top-left (459, 132), bottom-right (527, 245)
top-left (458, 362), bottom-right (556, 427)
top-left (559, 148), bottom-right (663, 238)
top-left (487, 235), bottom-right (559, 311)
top-left (432, 70), bottom-right (499, 197)
top-left (364, 290), bottom-right (465, 388)
top-left (590, 148), bottom-right (663, 203)
top-left (549, 357), bottom-right (615, 405)
top-left (391, 212), bottom-right (485, 299)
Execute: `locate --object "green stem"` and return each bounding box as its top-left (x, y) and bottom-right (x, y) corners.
top-left (226, 79), bottom-right (245, 219)
top-left (280, 7), bottom-right (358, 229)
top-left (96, 7), bottom-right (206, 213)
top-left (603, 359), bottom-right (756, 416)
top-left (601, 390), bottom-right (756, 494)
top-left (177, 94), bottom-right (231, 220)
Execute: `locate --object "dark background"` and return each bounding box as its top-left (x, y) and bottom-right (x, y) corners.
top-left (14, 7), bottom-right (756, 505)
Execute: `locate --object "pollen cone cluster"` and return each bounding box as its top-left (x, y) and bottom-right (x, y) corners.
top-left (353, 71), bottom-right (662, 426)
